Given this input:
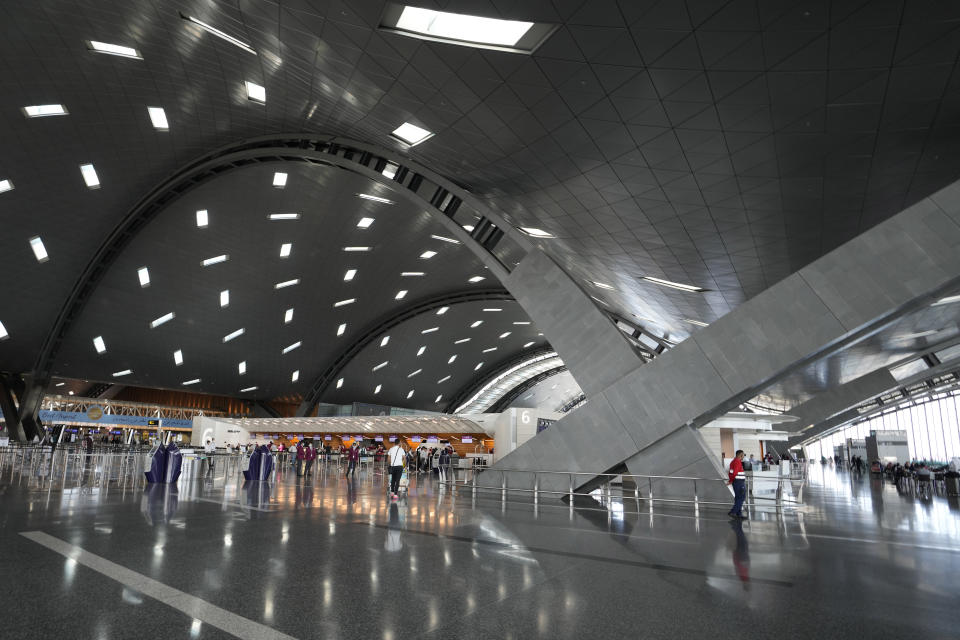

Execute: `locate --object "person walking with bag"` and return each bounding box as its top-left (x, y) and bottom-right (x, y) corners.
top-left (387, 441), bottom-right (406, 501)
top-left (728, 449), bottom-right (747, 520)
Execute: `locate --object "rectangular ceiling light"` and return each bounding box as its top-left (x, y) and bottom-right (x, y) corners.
top-left (520, 227), bottom-right (554, 238)
top-left (408, 369), bottom-right (421, 378)
top-left (406, 390), bottom-right (414, 399)
top-left (642, 276), bottom-right (706, 293)
top-left (468, 276), bottom-right (485, 283)
top-left (29, 237), bottom-right (49, 263)
top-left (932, 294), bottom-right (960, 306)
top-left (147, 107), bottom-right (168, 130)
top-left (181, 14), bottom-right (257, 55)
top-left (482, 308), bottom-right (502, 312)
top-left (391, 122), bottom-right (433, 146)
top-left (93, 336), bottom-right (106, 353)
top-left (513, 321), bottom-right (531, 325)
top-left (395, 290), bottom-right (408, 300)
top-left (282, 341), bottom-right (301, 354)
top-left (284, 308), bottom-right (294, 324)
top-left (420, 250), bottom-right (437, 259)
top-left (0, 179), bottom-right (13, 193)
top-left (383, 5), bottom-right (545, 51)
top-left (291, 370), bottom-right (299, 382)
top-left (0, 321), bottom-right (9, 340)
top-left (272, 172), bottom-right (287, 187)
top-left (22, 104), bottom-right (68, 118)
top-left (280, 243), bottom-right (292, 258)
top-left (202, 254), bottom-right (228, 266)
top-left (196, 210), bottom-right (209, 227)
top-left (499, 332), bottom-right (511, 339)
top-left (269, 213), bottom-right (300, 221)
top-left (523, 341), bottom-right (534, 348)
top-left (436, 306), bottom-right (449, 315)
top-left (337, 323), bottom-right (346, 336)
top-left (87, 40), bottom-right (142, 59)
top-left (470, 320), bottom-right (482, 328)
top-left (274, 279), bottom-right (299, 289)
top-left (245, 81), bottom-right (266, 103)
top-left (357, 193), bottom-right (394, 204)
top-left (435, 394), bottom-right (443, 403)
top-left (454, 338), bottom-right (470, 344)
top-left (374, 384), bottom-right (382, 394)
top-left (447, 355), bottom-right (457, 364)
top-left (173, 349), bottom-right (183, 366)
top-left (223, 328), bottom-right (245, 342)
top-left (183, 378), bottom-right (201, 386)
top-left (112, 369), bottom-right (133, 377)
top-left (438, 375), bottom-right (451, 383)
top-left (150, 312), bottom-right (175, 328)
top-left (220, 290), bottom-right (230, 307)
top-left (684, 318), bottom-right (709, 327)
top-left (343, 246), bottom-right (370, 252)
top-left (474, 362), bottom-right (483, 371)
top-left (238, 361), bottom-right (247, 375)
top-left (591, 281), bottom-right (614, 290)
top-left (401, 272), bottom-right (425, 277)
top-left (357, 217), bottom-right (375, 229)
top-left (80, 163), bottom-right (100, 188)
top-left (334, 298), bottom-right (356, 307)
top-left (240, 386), bottom-right (258, 392)
top-left (415, 346), bottom-right (427, 358)
top-left (483, 347), bottom-right (497, 353)
top-left (430, 234), bottom-right (459, 244)
top-left (336, 378), bottom-right (344, 389)
top-left (422, 327), bottom-right (438, 334)
top-left (137, 266), bottom-right (150, 287)
top-left (380, 336), bottom-right (390, 347)
top-left (373, 361), bottom-right (389, 371)
top-left (344, 269), bottom-right (357, 282)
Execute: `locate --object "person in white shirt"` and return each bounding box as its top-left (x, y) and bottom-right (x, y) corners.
top-left (204, 439), bottom-right (216, 473)
top-left (387, 442), bottom-right (406, 500)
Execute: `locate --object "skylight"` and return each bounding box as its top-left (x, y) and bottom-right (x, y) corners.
top-left (499, 332), bottom-right (511, 339)
top-left (357, 217), bottom-right (375, 229)
top-left (279, 243), bottom-right (292, 258)
top-left (482, 308), bottom-right (502, 312)
top-left (238, 361), bottom-right (247, 375)
top-left (357, 193), bottom-right (394, 204)
top-left (406, 390), bottom-right (415, 399)
top-left (181, 14), bottom-right (257, 55)
top-left (420, 251), bottom-right (437, 259)
top-left (344, 269), bottom-right (357, 282)
top-left (22, 104), bottom-right (68, 118)
top-left (337, 323), bottom-right (347, 336)
top-left (285, 308), bottom-right (294, 324)
top-left (401, 272), bottom-right (425, 277)
top-left (112, 369), bottom-right (133, 377)
top-left (468, 276), bottom-right (485, 283)
top-left (336, 378), bottom-right (344, 389)
top-left (274, 279), bottom-right (299, 289)
top-left (196, 210), bottom-right (208, 227)
top-left (430, 234), bottom-right (459, 244)
top-left (220, 290), bottom-right (229, 307)
top-left (438, 375), bottom-right (451, 383)
top-left (173, 350), bottom-right (183, 366)
top-left (183, 379), bottom-right (201, 386)
top-left (282, 341), bottom-right (302, 354)
top-left (150, 312), bottom-right (175, 329)
top-left (269, 213), bottom-right (300, 221)
top-left (28, 237), bottom-right (49, 263)
top-left (382, 163), bottom-right (398, 179)
top-left (93, 336), bottom-right (106, 354)
top-left (0, 179), bottom-right (12, 193)
top-left (422, 327), bottom-right (439, 334)
top-left (932, 294), bottom-right (960, 306)
top-left (483, 347), bottom-right (497, 353)
top-left (334, 298), bottom-right (356, 307)
top-left (272, 172), bottom-right (287, 187)
top-left (0, 321), bottom-right (9, 341)
top-left (137, 266), bottom-right (150, 287)
top-left (223, 328), bottom-right (245, 343)
top-left (395, 290), bottom-right (408, 300)
top-left (202, 255), bottom-right (228, 266)
top-left (417, 346), bottom-right (426, 356)
top-left (147, 107), bottom-right (169, 130)
top-left (436, 307), bottom-right (449, 315)
top-left (408, 369), bottom-right (421, 378)
top-left (245, 81), bottom-right (266, 103)
top-left (343, 246), bottom-right (370, 252)
top-left (520, 227), bottom-right (554, 238)
top-left (386, 6), bottom-right (536, 50)
top-left (448, 355), bottom-right (457, 364)
top-left (642, 276), bottom-right (706, 293)
top-left (375, 384), bottom-right (382, 394)
top-left (391, 122), bottom-right (434, 146)
top-left (240, 386), bottom-right (258, 393)
top-left (454, 338), bottom-right (470, 344)
top-left (470, 321), bottom-right (482, 328)
top-left (291, 370), bottom-right (299, 382)
top-left (80, 164), bottom-right (100, 189)
top-left (380, 336), bottom-right (390, 347)
top-left (373, 361), bottom-right (388, 372)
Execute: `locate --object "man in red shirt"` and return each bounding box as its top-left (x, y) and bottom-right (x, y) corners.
top-left (728, 449), bottom-right (747, 520)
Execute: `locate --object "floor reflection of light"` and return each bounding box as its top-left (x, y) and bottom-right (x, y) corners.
top-left (264, 585), bottom-right (275, 622)
top-left (64, 557), bottom-right (76, 586)
top-left (323, 578), bottom-right (332, 608)
top-left (189, 619), bottom-right (202, 638)
top-left (223, 534), bottom-right (232, 547)
top-left (538, 609), bottom-right (548, 633)
top-left (466, 593), bottom-right (476, 613)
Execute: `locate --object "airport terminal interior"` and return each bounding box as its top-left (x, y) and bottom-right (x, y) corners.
top-left (2, 1), bottom-right (960, 638)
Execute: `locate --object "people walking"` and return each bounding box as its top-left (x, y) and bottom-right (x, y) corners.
top-left (295, 442), bottom-right (305, 477)
top-left (305, 442), bottom-right (316, 477)
top-left (728, 449), bottom-right (747, 520)
top-left (204, 438), bottom-right (216, 474)
top-left (439, 447), bottom-right (451, 485)
top-left (387, 441), bottom-right (406, 500)
top-left (346, 442), bottom-right (360, 478)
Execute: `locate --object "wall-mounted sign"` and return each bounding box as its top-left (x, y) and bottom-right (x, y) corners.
top-left (462, 436), bottom-right (473, 443)
top-left (374, 436), bottom-right (383, 442)
top-left (34, 410), bottom-right (191, 429)
top-left (411, 436), bottom-right (421, 443)
top-left (389, 436), bottom-right (397, 442)
top-left (324, 435), bottom-right (332, 441)
top-left (427, 436), bottom-right (438, 442)
top-left (147, 418), bottom-right (160, 426)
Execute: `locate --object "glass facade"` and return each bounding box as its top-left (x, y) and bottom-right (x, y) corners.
top-left (804, 388), bottom-right (960, 464)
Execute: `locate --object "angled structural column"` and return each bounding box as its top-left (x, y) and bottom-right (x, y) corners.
top-left (489, 179), bottom-right (960, 504)
top-left (0, 374), bottom-right (46, 442)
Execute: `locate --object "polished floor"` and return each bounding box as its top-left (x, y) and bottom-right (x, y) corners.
top-left (1, 453), bottom-right (959, 639)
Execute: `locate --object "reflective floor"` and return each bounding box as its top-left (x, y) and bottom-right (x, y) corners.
top-left (2, 455), bottom-right (960, 639)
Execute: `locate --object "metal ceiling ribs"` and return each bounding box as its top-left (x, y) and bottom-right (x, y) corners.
top-left (442, 346), bottom-right (557, 413)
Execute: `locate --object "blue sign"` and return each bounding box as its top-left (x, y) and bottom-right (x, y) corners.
top-left (462, 436), bottom-right (473, 443)
top-left (324, 435), bottom-right (332, 441)
top-left (34, 410), bottom-right (193, 429)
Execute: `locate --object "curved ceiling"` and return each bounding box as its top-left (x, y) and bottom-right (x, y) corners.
top-left (3, 1), bottom-right (960, 412)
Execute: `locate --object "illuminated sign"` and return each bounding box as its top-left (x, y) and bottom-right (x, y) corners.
top-left (462, 436), bottom-right (473, 443)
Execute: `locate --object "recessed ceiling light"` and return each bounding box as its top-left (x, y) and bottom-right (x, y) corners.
top-left (430, 234), bottom-right (460, 244)
top-left (499, 332), bottom-right (511, 339)
top-left (519, 227), bottom-right (554, 238)
top-left (357, 217), bottom-right (375, 229)
top-left (282, 341), bottom-right (302, 354)
top-left (406, 390), bottom-right (415, 399)
top-left (447, 355), bottom-right (457, 364)
top-left (284, 308), bottom-right (294, 324)
top-left (28, 236), bottom-right (48, 263)
top-left (435, 395), bottom-right (443, 403)
top-left (238, 361), bottom-right (247, 375)
top-left (280, 243), bottom-right (292, 258)
top-left (372, 361), bottom-right (389, 372)
top-left (454, 338), bottom-right (470, 344)
top-left (642, 276), bottom-right (706, 292)
top-left (0, 179), bottom-right (13, 193)
top-left (357, 193), bottom-right (394, 204)
top-left (147, 107), bottom-right (169, 130)
top-left (344, 269), bottom-right (357, 282)
top-left (408, 369), bottom-right (421, 378)
top-left (93, 336), bottom-right (107, 354)
top-left (474, 362), bottom-right (483, 371)
top-left (55, 382), bottom-right (64, 387)
top-left (422, 327), bottom-right (438, 334)
top-left (173, 350), bottom-right (183, 366)
top-left (268, 213), bottom-right (300, 221)
top-left (382, 163), bottom-right (398, 179)
top-left (68, 390), bottom-right (75, 395)
top-left (112, 369), bottom-right (133, 377)
top-left (470, 321), bottom-right (482, 328)
top-left (438, 375), bottom-right (451, 383)
top-left (223, 328), bottom-right (245, 343)
top-left (374, 384), bottom-right (382, 394)
top-left (684, 318), bottom-right (709, 327)
top-left (436, 307), bottom-right (449, 315)
top-left (420, 250), bottom-right (437, 259)
top-left (395, 290), bottom-right (408, 300)
top-left (274, 279), bottom-right (299, 289)
top-left (463, 224), bottom-right (475, 232)
top-left (79, 164), bottom-right (100, 189)
top-left (523, 341), bottom-right (534, 348)
top-left (417, 346), bottom-right (426, 356)
top-left (220, 290), bottom-right (230, 307)
top-left (202, 254), bottom-right (228, 266)
top-left (384, 6), bottom-right (543, 51)
top-left (22, 104), bottom-right (68, 118)
top-left (183, 378), bottom-right (201, 386)
top-left (401, 272), bottom-right (425, 277)
top-left (245, 81), bottom-right (266, 103)
top-left (137, 266), bottom-right (150, 288)
top-left (468, 276), bottom-right (485, 283)
top-left (337, 323), bottom-right (347, 336)
top-left (336, 378), bottom-right (344, 389)
top-left (334, 298), bottom-right (356, 307)
top-left (181, 14), bottom-right (257, 55)
top-left (391, 122), bottom-right (434, 146)
top-left (240, 386), bottom-right (258, 392)
top-left (272, 172), bottom-right (287, 187)
top-left (482, 308), bottom-right (502, 312)
top-left (483, 347), bottom-right (497, 353)
top-left (380, 336), bottom-right (390, 347)
top-left (343, 246), bottom-right (370, 252)
top-left (150, 312), bottom-right (175, 329)
top-left (591, 281), bottom-right (614, 290)
top-left (196, 210), bottom-right (208, 227)
top-left (291, 370), bottom-right (299, 382)
top-left (932, 294), bottom-right (960, 306)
